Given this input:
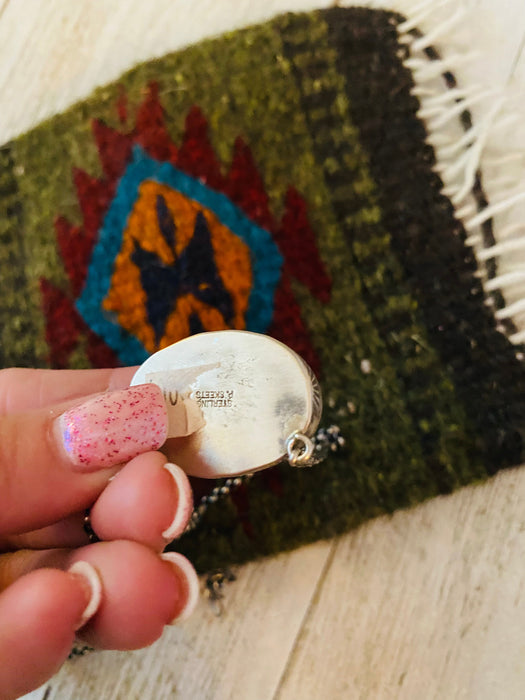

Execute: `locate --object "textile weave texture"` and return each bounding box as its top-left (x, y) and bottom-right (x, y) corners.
top-left (1, 7), bottom-right (525, 572)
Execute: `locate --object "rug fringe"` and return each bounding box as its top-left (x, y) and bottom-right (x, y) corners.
top-left (396, 0), bottom-right (525, 345)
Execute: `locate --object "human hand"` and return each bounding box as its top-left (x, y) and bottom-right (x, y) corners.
top-left (0, 367), bottom-right (199, 700)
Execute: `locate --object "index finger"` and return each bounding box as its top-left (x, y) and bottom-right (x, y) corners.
top-left (0, 367), bottom-right (136, 415)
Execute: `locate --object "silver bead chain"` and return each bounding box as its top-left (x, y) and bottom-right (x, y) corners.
top-left (185, 475), bottom-right (253, 533)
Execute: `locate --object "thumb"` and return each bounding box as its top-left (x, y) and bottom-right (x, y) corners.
top-left (0, 384), bottom-right (168, 535)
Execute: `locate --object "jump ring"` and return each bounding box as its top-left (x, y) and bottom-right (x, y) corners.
top-left (286, 432), bottom-right (315, 467)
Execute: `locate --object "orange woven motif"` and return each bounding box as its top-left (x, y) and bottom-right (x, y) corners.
top-left (104, 181), bottom-right (252, 352)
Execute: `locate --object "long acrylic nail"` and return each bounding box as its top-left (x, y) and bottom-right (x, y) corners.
top-left (161, 552), bottom-right (200, 623)
top-left (162, 463), bottom-right (194, 541)
top-left (68, 560), bottom-right (103, 629)
top-left (57, 384), bottom-right (168, 470)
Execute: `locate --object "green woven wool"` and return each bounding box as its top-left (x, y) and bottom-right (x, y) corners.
top-left (2, 8), bottom-right (525, 573)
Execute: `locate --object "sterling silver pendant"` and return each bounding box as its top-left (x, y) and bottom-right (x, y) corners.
top-left (131, 330), bottom-right (322, 478)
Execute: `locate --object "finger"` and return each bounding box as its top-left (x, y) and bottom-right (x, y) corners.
top-left (90, 453), bottom-right (193, 551)
top-left (1, 452), bottom-right (194, 551)
top-left (0, 513), bottom-right (88, 551)
top-left (0, 366), bottom-right (137, 415)
top-left (0, 540), bottom-right (199, 651)
top-left (72, 542), bottom-right (199, 650)
top-left (0, 453), bottom-right (193, 553)
top-left (0, 566), bottom-right (97, 700)
top-left (0, 384), bottom-right (168, 535)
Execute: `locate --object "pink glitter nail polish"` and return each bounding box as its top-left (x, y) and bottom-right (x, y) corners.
top-left (57, 384), bottom-right (168, 470)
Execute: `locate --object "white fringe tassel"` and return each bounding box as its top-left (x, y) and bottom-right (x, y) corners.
top-left (396, 0), bottom-right (525, 345)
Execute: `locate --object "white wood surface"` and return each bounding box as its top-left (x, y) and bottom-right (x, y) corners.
top-left (1, 1), bottom-right (525, 699)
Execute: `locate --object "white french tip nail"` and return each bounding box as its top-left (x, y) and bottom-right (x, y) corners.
top-left (161, 552), bottom-right (200, 623)
top-left (68, 560), bottom-right (103, 630)
top-left (161, 462), bottom-right (193, 541)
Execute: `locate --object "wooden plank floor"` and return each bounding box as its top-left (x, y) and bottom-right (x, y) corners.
top-left (1, 1), bottom-right (524, 698)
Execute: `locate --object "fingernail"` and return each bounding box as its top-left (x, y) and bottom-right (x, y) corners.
top-left (161, 552), bottom-right (199, 623)
top-left (57, 384), bottom-right (168, 470)
top-left (68, 560), bottom-right (103, 630)
top-left (162, 463), bottom-right (194, 541)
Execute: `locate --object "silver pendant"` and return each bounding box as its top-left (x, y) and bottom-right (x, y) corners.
top-left (131, 330), bottom-right (322, 478)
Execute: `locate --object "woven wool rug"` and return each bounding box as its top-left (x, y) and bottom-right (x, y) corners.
top-left (1, 6), bottom-right (525, 573)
